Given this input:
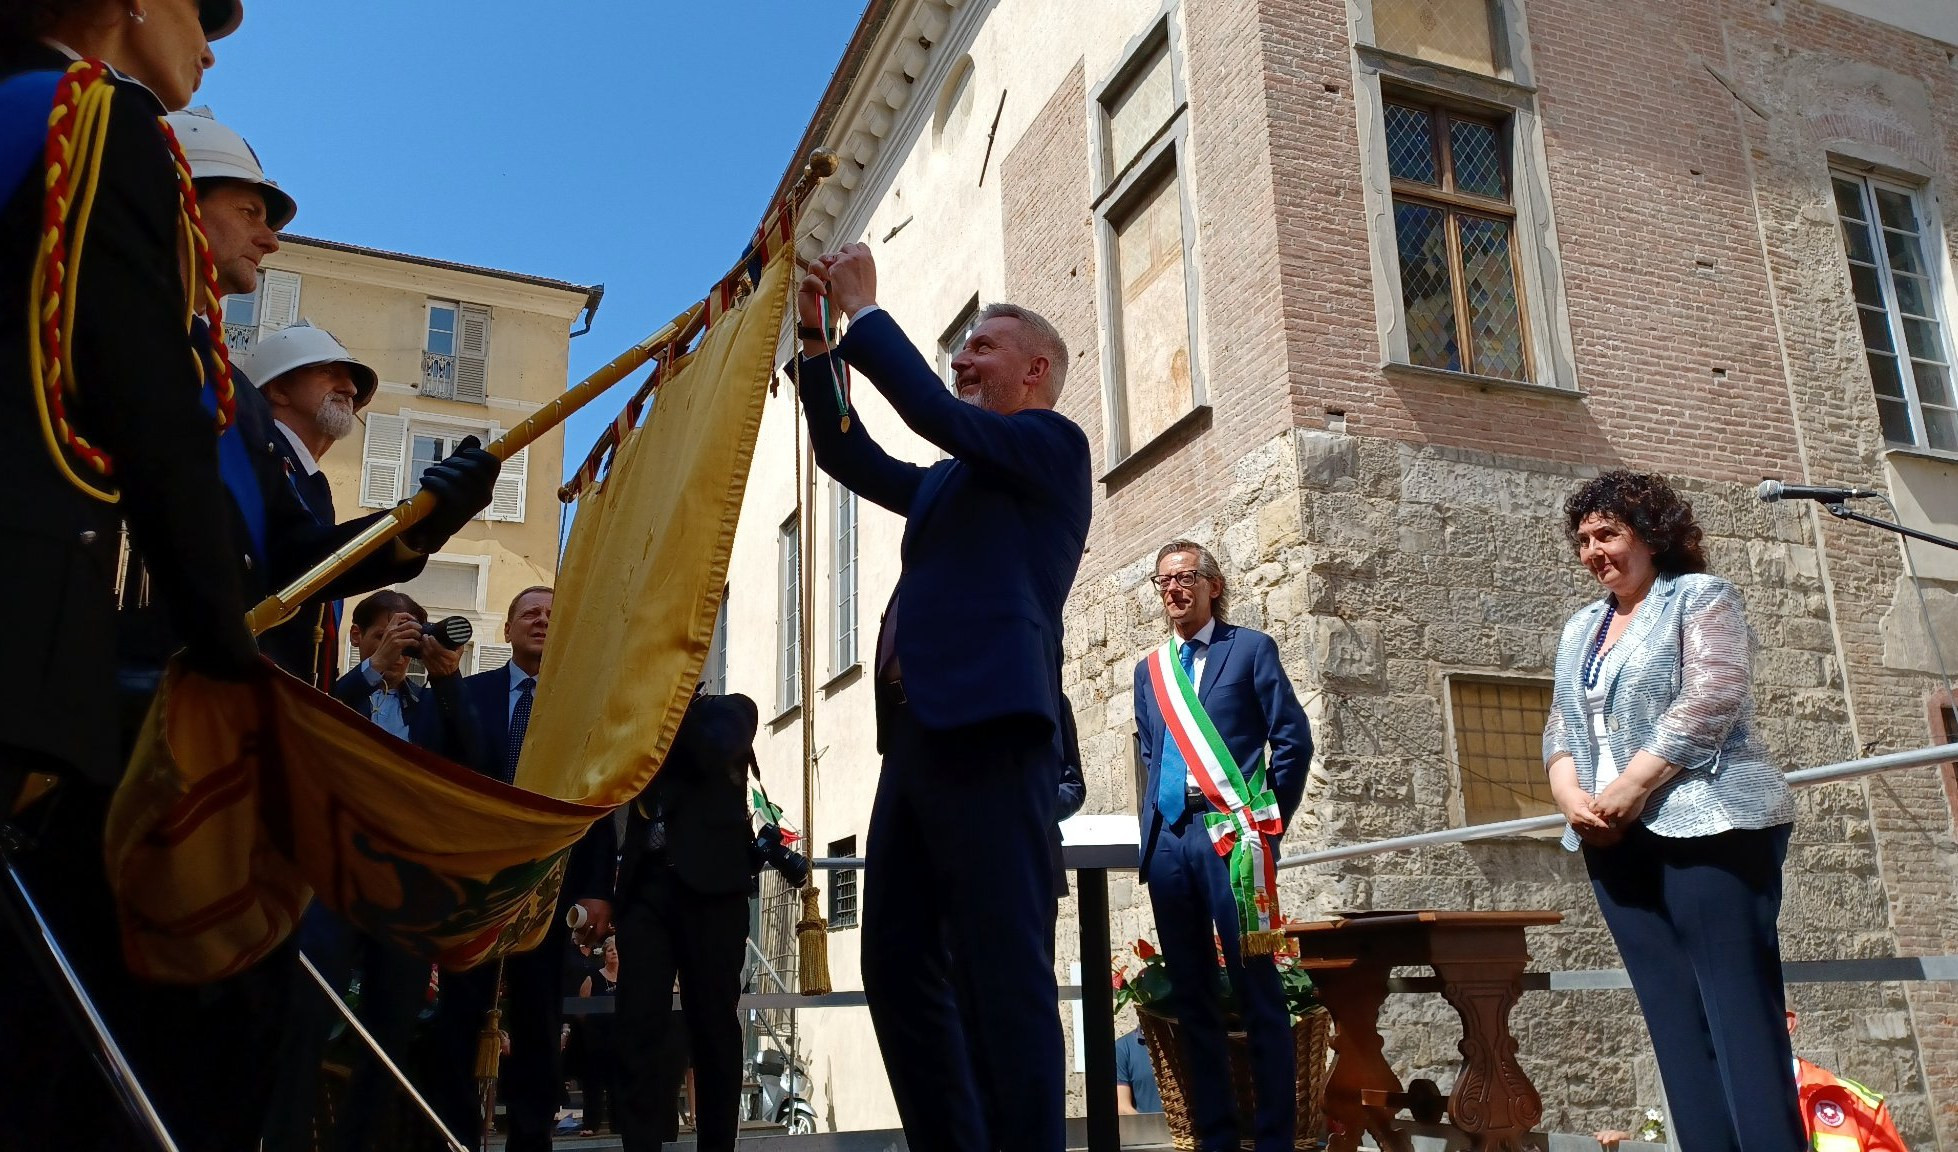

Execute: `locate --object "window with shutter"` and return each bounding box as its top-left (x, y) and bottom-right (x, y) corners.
top-left (474, 641), bottom-right (513, 675)
top-left (487, 441), bottom-right (528, 523)
top-left (455, 304), bottom-right (491, 405)
top-left (259, 269), bottom-right (301, 335)
top-left (359, 412), bottom-right (408, 509)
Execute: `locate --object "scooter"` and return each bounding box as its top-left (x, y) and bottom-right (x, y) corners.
top-left (747, 1047), bottom-right (817, 1135)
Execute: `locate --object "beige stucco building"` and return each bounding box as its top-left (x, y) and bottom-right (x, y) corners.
top-left (719, 0), bottom-right (1958, 1143)
top-left (223, 236), bottom-right (599, 671)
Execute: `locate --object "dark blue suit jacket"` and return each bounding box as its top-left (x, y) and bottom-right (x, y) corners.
top-left (461, 664), bottom-right (616, 905)
top-left (1134, 623), bottom-right (1313, 875)
top-left (329, 664), bottom-right (471, 761)
top-left (260, 412), bottom-right (349, 684)
top-left (798, 309), bottom-right (1091, 745)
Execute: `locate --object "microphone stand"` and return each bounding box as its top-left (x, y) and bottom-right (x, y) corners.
top-left (1822, 503), bottom-right (1958, 552)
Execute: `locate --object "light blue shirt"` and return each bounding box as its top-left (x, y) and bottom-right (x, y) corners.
top-left (358, 660), bottom-right (413, 740)
top-left (507, 660), bottom-right (538, 723)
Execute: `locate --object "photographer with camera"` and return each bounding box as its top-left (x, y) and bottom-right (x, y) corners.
top-left (264, 589), bottom-right (479, 1151)
top-left (326, 590), bottom-right (477, 750)
top-left (614, 689), bottom-right (785, 1152)
top-left (260, 595), bottom-right (477, 1152)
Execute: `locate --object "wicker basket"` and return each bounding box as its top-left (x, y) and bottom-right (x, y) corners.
top-left (1137, 1005), bottom-right (1331, 1151)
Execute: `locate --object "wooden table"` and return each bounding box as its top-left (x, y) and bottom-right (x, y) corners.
top-left (1286, 909), bottom-right (1562, 1152)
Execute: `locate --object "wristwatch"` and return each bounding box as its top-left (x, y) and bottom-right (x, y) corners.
top-left (797, 324), bottom-right (834, 342)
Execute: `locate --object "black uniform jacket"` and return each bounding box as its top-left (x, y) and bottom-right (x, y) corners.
top-left (0, 45), bottom-right (254, 781)
top-left (617, 692), bottom-right (761, 900)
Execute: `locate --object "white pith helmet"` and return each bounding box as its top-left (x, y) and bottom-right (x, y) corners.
top-left (165, 107), bottom-right (297, 230)
top-left (234, 323), bottom-right (379, 411)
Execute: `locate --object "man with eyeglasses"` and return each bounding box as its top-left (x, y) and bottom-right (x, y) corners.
top-left (1132, 540), bottom-right (1312, 1152)
top-left (795, 243), bottom-right (1091, 1152)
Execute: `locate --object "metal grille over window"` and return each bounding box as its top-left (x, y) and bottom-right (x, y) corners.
top-left (827, 837), bottom-right (858, 930)
top-left (1387, 98), bottom-right (1526, 380)
top-left (1371, 0), bottom-right (1500, 75)
top-left (1833, 173), bottom-right (1957, 452)
top-left (1450, 677), bottom-right (1557, 825)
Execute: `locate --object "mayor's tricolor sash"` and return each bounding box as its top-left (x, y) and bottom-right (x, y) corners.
top-left (1147, 640), bottom-right (1289, 955)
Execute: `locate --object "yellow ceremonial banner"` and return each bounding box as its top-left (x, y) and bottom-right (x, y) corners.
top-left (106, 244), bottom-right (789, 984)
top-left (519, 245), bottom-right (787, 804)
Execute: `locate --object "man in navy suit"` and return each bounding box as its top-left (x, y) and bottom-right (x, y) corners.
top-left (429, 585), bottom-right (617, 1151)
top-left (1134, 540), bottom-right (1312, 1152)
top-left (797, 243), bottom-right (1090, 1152)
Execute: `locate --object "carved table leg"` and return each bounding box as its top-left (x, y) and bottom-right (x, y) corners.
top-left (1312, 966), bottom-right (1414, 1152)
top-left (1432, 959), bottom-right (1542, 1152)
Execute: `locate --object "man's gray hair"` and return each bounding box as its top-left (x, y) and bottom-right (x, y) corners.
top-left (977, 302), bottom-right (1069, 403)
top-left (1155, 539), bottom-right (1227, 623)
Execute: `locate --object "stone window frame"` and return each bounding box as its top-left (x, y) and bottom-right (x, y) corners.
top-left (776, 512), bottom-right (801, 719)
top-left (1439, 671), bottom-right (1561, 831)
top-left (1826, 157), bottom-right (1958, 457)
top-left (1348, 0), bottom-right (1579, 396)
top-left (1087, 4), bottom-right (1209, 474)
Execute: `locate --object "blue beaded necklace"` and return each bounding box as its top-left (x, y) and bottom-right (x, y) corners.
top-left (1582, 603), bottom-right (1618, 690)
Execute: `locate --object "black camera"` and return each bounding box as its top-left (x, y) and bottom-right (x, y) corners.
top-left (411, 615), bottom-right (473, 655)
top-left (751, 822), bottom-right (810, 889)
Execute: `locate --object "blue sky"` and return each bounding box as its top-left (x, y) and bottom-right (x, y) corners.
top-left (197, 1), bottom-right (861, 481)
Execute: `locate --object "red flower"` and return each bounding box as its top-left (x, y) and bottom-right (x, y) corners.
top-left (1111, 970), bottom-right (1127, 989)
top-left (1135, 939), bottom-right (1157, 960)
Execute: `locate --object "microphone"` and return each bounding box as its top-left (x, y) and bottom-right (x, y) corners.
top-left (1756, 480), bottom-right (1880, 504)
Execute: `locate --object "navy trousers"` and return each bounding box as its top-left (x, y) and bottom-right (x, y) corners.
top-left (1585, 822), bottom-right (1804, 1152)
top-left (1145, 812), bottom-right (1294, 1152)
top-left (861, 688), bottom-right (1066, 1152)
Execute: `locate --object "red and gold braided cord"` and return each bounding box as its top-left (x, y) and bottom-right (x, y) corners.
top-left (27, 60), bottom-right (238, 505)
top-left (157, 114), bottom-right (239, 435)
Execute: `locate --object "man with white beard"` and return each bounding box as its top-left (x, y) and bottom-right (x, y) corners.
top-left (235, 323), bottom-right (386, 685)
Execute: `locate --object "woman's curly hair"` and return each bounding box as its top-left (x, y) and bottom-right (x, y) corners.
top-left (1563, 470), bottom-right (1708, 576)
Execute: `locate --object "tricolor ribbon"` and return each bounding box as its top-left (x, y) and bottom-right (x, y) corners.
top-left (1147, 640), bottom-right (1289, 955)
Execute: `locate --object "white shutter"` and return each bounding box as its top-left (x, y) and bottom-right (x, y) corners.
top-left (359, 412), bottom-right (408, 509)
top-left (258, 269), bottom-right (301, 335)
top-left (455, 304), bottom-right (490, 404)
top-left (487, 438), bottom-right (527, 523)
top-left (474, 641), bottom-right (513, 675)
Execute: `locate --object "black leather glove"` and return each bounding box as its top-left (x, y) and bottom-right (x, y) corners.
top-left (404, 436), bottom-right (501, 552)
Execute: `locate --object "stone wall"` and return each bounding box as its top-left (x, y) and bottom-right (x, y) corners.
top-left (1056, 425), bottom-right (1936, 1139)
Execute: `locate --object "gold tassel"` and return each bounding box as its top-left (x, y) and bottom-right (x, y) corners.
top-left (796, 885), bottom-right (832, 995)
top-left (473, 1000), bottom-right (503, 1081)
top-left (1242, 930), bottom-right (1290, 957)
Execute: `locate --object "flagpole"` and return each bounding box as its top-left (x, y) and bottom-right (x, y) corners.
top-left (243, 148), bottom-right (841, 636)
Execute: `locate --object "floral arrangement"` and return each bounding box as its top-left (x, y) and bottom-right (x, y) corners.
top-left (1635, 1108), bottom-right (1666, 1142)
top-left (1111, 937), bottom-right (1318, 1022)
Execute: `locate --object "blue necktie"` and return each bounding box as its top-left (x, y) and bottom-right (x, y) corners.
top-left (1156, 640), bottom-right (1200, 822)
top-left (505, 676), bottom-right (535, 785)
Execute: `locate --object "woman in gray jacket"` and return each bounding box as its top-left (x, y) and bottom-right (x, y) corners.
top-left (1544, 471), bottom-right (1803, 1151)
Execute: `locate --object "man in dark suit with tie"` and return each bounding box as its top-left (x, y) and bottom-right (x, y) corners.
top-left (796, 243), bottom-right (1091, 1152)
top-left (1133, 541), bottom-right (1312, 1152)
top-left (431, 585), bottom-right (616, 1151)
top-left (612, 690), bottom-right (761, 1152)
top-left (234, 322), bottom-right (380, 687)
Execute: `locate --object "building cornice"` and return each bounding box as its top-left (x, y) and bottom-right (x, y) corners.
top-left (274, 235), bottom-right (601, 325)
top-left (777, 0), bottom-right (990, 249)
